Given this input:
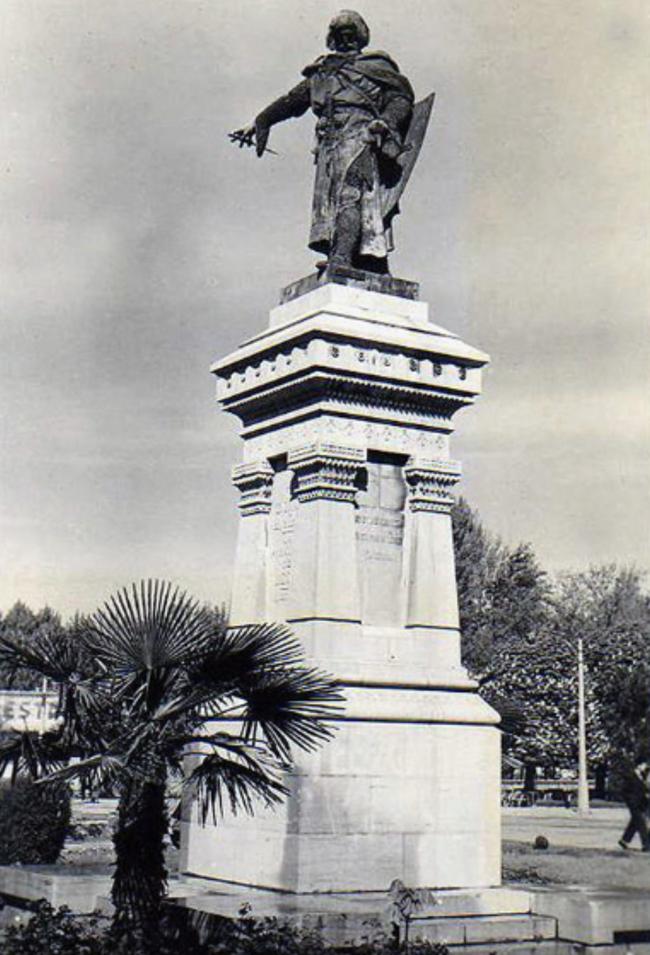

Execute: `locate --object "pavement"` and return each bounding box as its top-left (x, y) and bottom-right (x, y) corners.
top-left (503, 805), bottom-right (632, 851)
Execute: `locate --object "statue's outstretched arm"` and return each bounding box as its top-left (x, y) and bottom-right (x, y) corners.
top-left (232, 79), bottom-right (311, 158)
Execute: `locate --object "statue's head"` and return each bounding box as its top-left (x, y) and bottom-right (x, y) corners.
top-left (326, 10), bottom-right (370, 52)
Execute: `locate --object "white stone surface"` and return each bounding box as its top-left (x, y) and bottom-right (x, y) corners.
top-left (229, 511), bottom-right (268, 625)
top-left (531, 886), bottom-right (650, 945)
top-left (183, 721), bottom-right (501, 891)
top-left (184, 283), bottom-right (501, 892)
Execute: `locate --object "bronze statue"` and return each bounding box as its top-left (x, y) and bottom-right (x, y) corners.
top-left (231, 10), bottom-right (433, 277)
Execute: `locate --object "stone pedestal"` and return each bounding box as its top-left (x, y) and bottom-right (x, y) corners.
top-left (181, 281), bottom-right (501, 891)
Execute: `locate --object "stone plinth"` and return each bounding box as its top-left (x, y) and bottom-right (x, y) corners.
top-left (182, 282), bottom-right (501, 891)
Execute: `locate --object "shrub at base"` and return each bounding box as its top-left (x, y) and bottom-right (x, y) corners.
top-left (0, 780), bottom-right (72, 864)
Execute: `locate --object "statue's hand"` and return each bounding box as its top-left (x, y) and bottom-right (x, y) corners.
top-left (229, 120), bottom-right (274, 157)
top-left (230, 123), bottom-right (257, 152)
top-left (368, 119), bottom-right (390, 138)
top-left (367, 119), bottom-right (402, 160)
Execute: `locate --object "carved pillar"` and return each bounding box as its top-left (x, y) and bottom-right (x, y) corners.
top-left (229, 460), bottom-right (274, 625)
top-left (286, 443), bottom-right (364, 622)
top-left (403, 458), bottom-right (461, 631)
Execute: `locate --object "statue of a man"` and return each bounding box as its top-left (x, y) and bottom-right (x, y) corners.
top-left (232, 11), bottom-right (417, 275)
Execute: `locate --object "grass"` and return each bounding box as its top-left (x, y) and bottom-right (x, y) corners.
top-left (503, 839), bottom-right (650, 890)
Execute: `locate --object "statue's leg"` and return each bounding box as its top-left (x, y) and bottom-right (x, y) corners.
top-left (328, 145), bottom-right (373, 269)
top-left (329, 187), bottom-right (362, 269)
top-left (329, 204), bottom-right (361, 269)
top-left (329, 147), bottom-right (390, 274)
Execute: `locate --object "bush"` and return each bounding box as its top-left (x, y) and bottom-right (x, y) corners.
top-left (2, 903), bottom-right (451, 955)
top-left (3, 902), bottom-right (106, 955)
top-left (0, 779), bottom-right (72, 864)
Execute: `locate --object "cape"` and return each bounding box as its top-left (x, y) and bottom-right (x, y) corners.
top-left (302, 50), bottom-right (414, 102)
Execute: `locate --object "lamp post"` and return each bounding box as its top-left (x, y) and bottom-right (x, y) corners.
top-left (576, 635), bottom-right (590, 815)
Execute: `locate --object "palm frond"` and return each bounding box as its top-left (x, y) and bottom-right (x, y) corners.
top-left (0, 730), bottom-right (70, 783)
top-left (154, 622), bottom-right (320, 726)
top-left (150, 687), bottom-right (238, 725)
top-left (190, 623), bottom-right (308, 686)
top-left (87, 580), bottom-right (216, 676)
top-left (42, 752), bottom-right (128, 791)
top-left (239, 667), bottom-right (343, 761)
top-left (0, 628), bottom-right (87, 685)
top-left (185, 743), bottom-right (288, 824)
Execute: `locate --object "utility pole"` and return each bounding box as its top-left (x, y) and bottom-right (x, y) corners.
top-left (40, 676), bottom-right (48, 736)
top-left (577, 636), bottom-right (590, 815)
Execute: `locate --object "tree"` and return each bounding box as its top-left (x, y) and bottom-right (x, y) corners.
top-left (479, 633), bottom-right (580, 775)
top-left (487, 543), bottom-right (551, 649)
top-left (487, 564), bottom-right (650, 788)
top-left (0, 580), bottom-right (341, 950)
top-left (552, 565), bottom-right (650, 785)
top-left (0, 602), bottom-right (63, 690)
top-left (453, 499), bottom-right (650, 792)
top-left (451, 497), bottom-right (502, 674)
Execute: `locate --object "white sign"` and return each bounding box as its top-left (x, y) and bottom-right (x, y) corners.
top-left (0, 691), bottom-right (59, 732)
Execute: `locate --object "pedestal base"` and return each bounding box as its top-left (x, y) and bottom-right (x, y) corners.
top-left (181, 713), bottom-right (501, 892)
top-left (190, 282), bottom-right (499, 894)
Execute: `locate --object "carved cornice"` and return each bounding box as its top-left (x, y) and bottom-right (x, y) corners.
top-left (231, 460), bottom-right (274, 515)
top-left (288, 443), bottom-right (364, 503)
top-left (404, 458), bottom-right (461, 513)
top-left (222, 370), bottom-right (467, 428)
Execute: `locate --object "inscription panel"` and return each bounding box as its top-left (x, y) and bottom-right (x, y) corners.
top-left (268, 471), bottom-right (297, 611)
top-left (356, 463), bottom-right (406, 627)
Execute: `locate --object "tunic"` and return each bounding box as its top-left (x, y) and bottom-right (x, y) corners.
top-left (255, 50), bottom-right (414, 261)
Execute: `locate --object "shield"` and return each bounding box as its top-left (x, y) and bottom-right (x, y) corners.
top-left (381, 92), bottom-right (435, 219)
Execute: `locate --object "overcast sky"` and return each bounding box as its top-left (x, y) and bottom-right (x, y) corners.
top-left (1, 0), bottom-right (648, 617)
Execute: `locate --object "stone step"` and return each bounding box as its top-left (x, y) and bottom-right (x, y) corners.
top-left (409, 913), bottom-right (557, 946)
top-left (531, 885), bottom-right (650, 946)
top-left (435, 943), bottom-right (572, 955)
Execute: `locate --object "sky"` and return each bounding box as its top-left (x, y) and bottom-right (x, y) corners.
top-left (1, 0), bottom-right (648, 618)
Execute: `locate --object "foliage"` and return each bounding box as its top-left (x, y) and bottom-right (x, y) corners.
top-left (388, 880), bottom-right (437, 951)
top-left (206, 908), bottom-right (328, 955)
top-left (453, 497), bottom-right (650, 782)
top-left (480, 633), bottom-right (581, 769)
top-left (0, 778), bottom-right (71, 864)
top-left (486, 543), bottom-right (550, 648)
top-left (452, 500), bottom-right (550, 677)
top-left (0, 580), bottom-right (341, 947)
top-left (451, 497), bottom-right (504, 674)
top-left (553, 565), bottom-right (650, 769)
top-left (2, 903), bottom-right (106, 955)
top-left (0, 902), bottom-right (450, 955)
top-left (0, 602), bottom-right (63, 691)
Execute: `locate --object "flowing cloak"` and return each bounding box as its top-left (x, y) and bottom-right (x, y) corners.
top-left (255, 50), bottom-right (414, 260)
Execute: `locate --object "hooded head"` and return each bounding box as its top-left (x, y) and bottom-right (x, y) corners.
top-left (326, 10), bottom-right (370, 52)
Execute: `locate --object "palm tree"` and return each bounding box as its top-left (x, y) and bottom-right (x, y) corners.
top-left (0, 580), bottom-right (341, 946)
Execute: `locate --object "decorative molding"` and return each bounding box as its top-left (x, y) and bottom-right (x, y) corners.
top-left (244, 417), bottom-right (449, 463)
top-left (231, 460), bottom-right (274, 515)
top-left (404, 458), bottom-right (461, 513)
top-left (288, 443), bottom-right (364, 503)
top-left (217, 337), bottom-right (480, 417)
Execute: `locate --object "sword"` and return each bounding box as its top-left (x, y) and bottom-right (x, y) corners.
top-left (228, 131), bottom-right (279, 156)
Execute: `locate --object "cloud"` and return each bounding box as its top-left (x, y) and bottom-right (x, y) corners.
top-left (1, 0), bottom-right (648, 613)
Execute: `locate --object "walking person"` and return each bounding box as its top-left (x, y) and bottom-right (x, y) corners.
top-left (618, 756), bottom-right (650, 851)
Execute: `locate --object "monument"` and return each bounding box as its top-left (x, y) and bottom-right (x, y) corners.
top-left (182, 10), bottom-right (501, 893)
